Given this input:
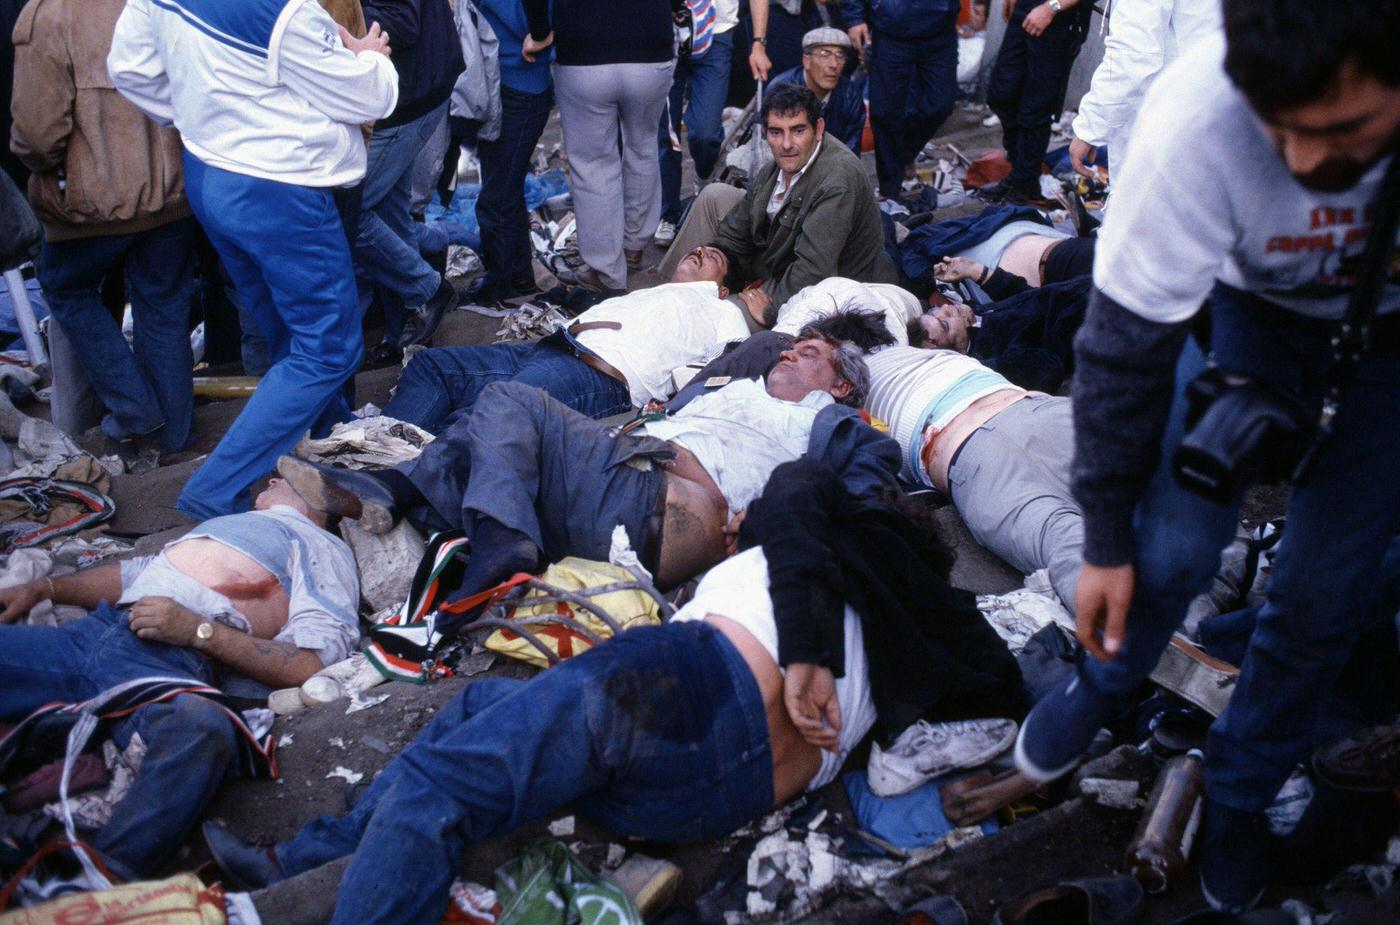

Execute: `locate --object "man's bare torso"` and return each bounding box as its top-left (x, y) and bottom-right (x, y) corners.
top-left (162, 538), bottom-right (289, 638)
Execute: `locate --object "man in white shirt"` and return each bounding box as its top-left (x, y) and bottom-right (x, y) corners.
top-left (1067, 0), bottom-right (1219, 178)
top-left (382, 246), bottom-right (769, 433)
top-left (107, 0), bottom-right (398, 520)
top-left (0, 479), bottom-right (359, 879)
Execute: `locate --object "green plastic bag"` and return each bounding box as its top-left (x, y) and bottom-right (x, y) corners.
top-left (494, 839), bottom-right (642, 925)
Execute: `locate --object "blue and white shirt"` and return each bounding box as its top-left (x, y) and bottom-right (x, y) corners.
top-left (108, 0), bottom-right (399, 187)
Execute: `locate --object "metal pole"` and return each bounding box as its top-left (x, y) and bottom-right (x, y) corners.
top-left (4, 268), bottom-right (48, 372)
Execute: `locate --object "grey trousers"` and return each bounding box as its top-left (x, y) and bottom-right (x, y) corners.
top-left (947, 395), bottom-right (1083, 610)
top-left (400, 380), bottom-right (671, 570)
top-left (553, 61), bottom-right (674, 289)
top-left (657, 181), bottom-right (746, 279)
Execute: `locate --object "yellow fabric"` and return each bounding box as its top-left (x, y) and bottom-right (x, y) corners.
top-left (0, 874), bottom-right (225, 924)
top-left (484, 559), bottom-right (662, 668)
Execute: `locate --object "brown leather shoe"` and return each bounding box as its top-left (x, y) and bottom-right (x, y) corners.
top-left (1313, 725), bottom-right (1400, 792)
top-left (276, 455), bottom-right (397, 534)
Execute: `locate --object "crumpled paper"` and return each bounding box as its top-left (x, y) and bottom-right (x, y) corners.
top-left (295, 416), bottom-right (435, 470)
top-left (976, 570), bottom-right (1076, 653)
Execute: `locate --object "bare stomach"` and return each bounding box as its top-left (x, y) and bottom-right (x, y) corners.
top-left (703, 615), bottom-right (822, 806)
top-left (922, 389), bottom-right (1041, 493)
top-left (999, 233), bottom-right (1063, 286)
top-left (654, 443), bottom-right (730, 589)
top-left (163, 537), bottom-right (290, 638)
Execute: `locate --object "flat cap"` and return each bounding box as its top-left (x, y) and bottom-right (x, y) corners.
top-left (802, 27), bottom-right (852, 51)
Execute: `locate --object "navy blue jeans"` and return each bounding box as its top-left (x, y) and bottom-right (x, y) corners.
top-left (0, 604), bottom-right (237, 877)
top-left (277, 621), bottom-right (774, 925)
top-left (986, 1), bottom-right (1083, 189)
top-left (867, 24), bottom-right (958, 199)
top-left (476, 85), bottom-right (554, 301)
top-left (37, 218), bottom-right (197, 454)
top-left (657, 31), bottom-right (734, 224)
top-left (382, 335), bottom-right (630, 434)
top-left (1078, 287), bottom-right (1400, 813)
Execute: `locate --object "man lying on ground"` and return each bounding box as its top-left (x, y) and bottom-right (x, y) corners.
top-left (201, 460), bottom-right (1021, 925)
top-left (280, 327), bottom-right (899, 615)
top-left (864, 344), bottom-right (1083, 610)
top-left (384, 246), bottom-right (772, 433)
top-left (0, 480), bottom-right (358, 879)
top-left (658, 84), bottom-right (898, 309)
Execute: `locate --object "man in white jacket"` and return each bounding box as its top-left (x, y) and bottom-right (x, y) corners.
top-left (1068, 0), bottom-right (1219, 177)
top-left (108, 0), bottom-right (399, 519)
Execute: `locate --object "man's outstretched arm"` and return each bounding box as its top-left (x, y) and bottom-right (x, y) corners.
top-left (0, 562), bottom-right (126, 624)
top-left (127, 597), bottom-right (323, 688)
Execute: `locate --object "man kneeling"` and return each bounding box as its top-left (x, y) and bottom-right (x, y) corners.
top-left (0, 480), bottom-right (358, 878)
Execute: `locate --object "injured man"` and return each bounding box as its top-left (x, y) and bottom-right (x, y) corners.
top-left (383, 246), bottom-right (772, 434)
top-left (864, 345), bottom-right (1084, 610)
top-left (280, 327), bottom-right (900, 613)
top-left (202, 462), bottom-right (1020, 925)
top-left (0, 480), bottom-right (358, 879)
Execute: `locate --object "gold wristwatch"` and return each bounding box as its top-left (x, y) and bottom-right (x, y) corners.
top-left (195, 621), bottom-right (215, 647)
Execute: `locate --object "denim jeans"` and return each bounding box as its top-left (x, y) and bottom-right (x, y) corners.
top-left (178, 154), bottom-right (363, 518)
top-left (277, 621), bottom-right (774, 925)
top-left (37, 218), bottom-right (197, 454)
top-left (657, 31), bottom-right (734, 224)
top-left (355, 103), bottom-right (448, 343)
top-left (1077, 286), bottom-right (1400, 813)
top-left (0, 604), bottom-right (237, 876)
top-left (868, 25), bottom-right (958, 199)
top-left (986, 1), bottom-right (1083, 189)
top-left (382, 335), bottom-right (631, 434)
top-left (477, 85), bottom-right (554, 301)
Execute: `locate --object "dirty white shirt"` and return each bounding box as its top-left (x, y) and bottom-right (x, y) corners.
top-left (119, 505), bottom-right (360, 665)
top-left (673, 547), bottom-right (876, 791)
top-left (774, 278), bottom-right (922, 346)
top-left (571, 281), bottom-right (752, 406)
top-left (643, 377), bottom-right (830, 517)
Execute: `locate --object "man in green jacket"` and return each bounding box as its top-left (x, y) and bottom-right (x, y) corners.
top-left (659, 84), bottom-right (897, 311)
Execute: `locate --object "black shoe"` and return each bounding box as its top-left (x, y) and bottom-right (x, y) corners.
top-left (398, 278), bottom-right (459, 348)
top-left (202, 821), bottom-right (283, 891)
top-left (976, 179), bottom-right (1038, 205)
top-left (993, 876), bottom-right (1144, 925)
top-left (1313, 725), bottom-right (1400, 792)
top-left (362, 340), bottom-right (403, 370)
top-left (1198, 801), bottom-right (1269, 914)
top-left (1056, 187), bottom-right (1100, 237)
top-left (276, 455), bottom-right (400, 534)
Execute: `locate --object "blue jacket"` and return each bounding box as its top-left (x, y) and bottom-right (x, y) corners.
top-left (841, 0), bottom-right (959, 39)
top-left (479, 0), bottom-right (552, 95)
top-left (771, 66), bottom-right (866, 154)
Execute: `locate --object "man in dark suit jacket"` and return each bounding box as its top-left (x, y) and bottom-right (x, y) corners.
top-left (659, 84), bottom-right (897, 310)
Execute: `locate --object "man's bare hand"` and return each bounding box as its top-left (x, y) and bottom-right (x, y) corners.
top-left (0, 579), bottom-right (47, 624)
top-left (933, 256), bottom-right (987, 284)
top-left (128, 596), bottom-right (203, 647)
top-left (721, 509), bottom-right (748, 557)
top-left (1022, 3), bottom-right (1056, 36)
top-left (784, 662), bottom-right (841, 751)
top-left (749, 43), bottom-right (772, 80)
top-left (1074, 563), bottom-right (1134, 661)
top-left (340, 22), bottom-right (390, 57)
top-left (846, 24), bottom-right (871, 63)
top-left (522, 32), bottom-right (554, 63)
top-left (1069, 136), bottom-right (1097, 178)
top-left (736, 287), bottom-right (772, 326)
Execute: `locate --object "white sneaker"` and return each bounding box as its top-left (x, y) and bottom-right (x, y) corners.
top-left (866, 717), bottom-right (1019, 797)
top-left (877, 197), bottom-right (910, 218)
top-left (653, 220), bottom-right (677, 246)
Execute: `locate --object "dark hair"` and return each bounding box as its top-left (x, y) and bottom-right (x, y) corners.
top-left (1223, 0), bottom-right (1400, 114)
top-left (761, 83), bottom-right (824, 131)
top-left (906, 317), bottom-right (930, 349)
top-left (799, 308), bottom-right (896, 353)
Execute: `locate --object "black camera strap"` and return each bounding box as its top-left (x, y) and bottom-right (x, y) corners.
top-left (1292, 153), bottom-right (1400, 482)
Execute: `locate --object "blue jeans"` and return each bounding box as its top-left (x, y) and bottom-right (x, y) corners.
top-left (36, 219), bottom-right (197, 454)
top-left (477, 86), bottom-right (554, 301)
top-left (178, 154), bottom-right (363, 518)
top-left (382, 334), bottom-right (631, 434)
top-left (868, 25), bottom-right (958, 199)
top-left (355, 103), bottom-right (448, 342)
top-left (1078, 286), bottom-right (1400, 812)
top-left (657, 32), bottom-right (734, 224)
top-left (0, 604), bottom-right (237, 876)
top-left (277, 621), bottom-right (774, 925)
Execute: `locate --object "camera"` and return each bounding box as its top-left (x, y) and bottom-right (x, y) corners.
top-left (1171, 367), bottom-right (1314, 504)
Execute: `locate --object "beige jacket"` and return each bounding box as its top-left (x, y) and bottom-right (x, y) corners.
top-left (10, 0), bottom-right (190, 242)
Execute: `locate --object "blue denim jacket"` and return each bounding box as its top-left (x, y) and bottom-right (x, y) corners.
top-left (840, 0), bottom-right (959, 38)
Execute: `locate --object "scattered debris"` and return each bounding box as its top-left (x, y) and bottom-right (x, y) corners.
top-left (277, 734), bottom-right (293, 748)
top-left (345, 691), bottom-right (390, 715)
top-left (547, 816), bottom-right (575, 838)
top-left (1078, 778), bottom-right (1140, 810)
top-left (325, 767), bottom-right (363, 786)
top-left (328, 737), bottom-right (346, 750)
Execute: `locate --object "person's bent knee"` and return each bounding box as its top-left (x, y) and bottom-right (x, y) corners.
top-left (167, 697), bottom-right (239, 762)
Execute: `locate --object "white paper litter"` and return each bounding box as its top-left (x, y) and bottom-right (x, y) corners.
top-left (346, 691), bottom-right (391, 714)
top-left (326, 766), bottom-right (364, 785)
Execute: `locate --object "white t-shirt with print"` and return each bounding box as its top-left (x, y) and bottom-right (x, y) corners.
top-left (1094, 35), bottom-right (1399, 324)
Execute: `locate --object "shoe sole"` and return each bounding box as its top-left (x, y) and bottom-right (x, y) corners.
top-left (1199, 868), bottom-right (1265, 915)
top-left (276, 456), bottom-right (393, 534)
top-left (1012, 721), bottom-right (1082, 784)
